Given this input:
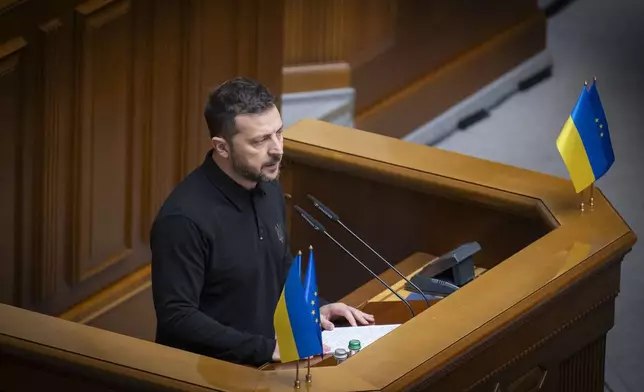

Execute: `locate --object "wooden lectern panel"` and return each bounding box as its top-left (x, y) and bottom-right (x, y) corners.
top-left (0, 119), bottom-right (636, 392)
top-left (280, 147), bottom-right (551, 302)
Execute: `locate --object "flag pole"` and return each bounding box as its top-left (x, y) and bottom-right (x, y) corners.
top-left (306, 357), bottom-right (312, 383)
top-left (579, 79), bottom-right (590, 213)
top-left (307, 244), bottom-right (314, 383)
top-left (579, 187), bottom-right (586, 212)
top-left (294, 361), bottom-right (300, 389)
top-left (589, 76), bottom-right (597, 207)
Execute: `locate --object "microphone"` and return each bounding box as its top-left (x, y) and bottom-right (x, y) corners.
top-left (293, 205), bottom-right (415, 318)
top-left (306, 194), bottom-right (431, 309)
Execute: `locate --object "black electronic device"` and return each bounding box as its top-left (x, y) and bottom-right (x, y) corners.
top-left (405, 242), bottom-right (481, 297)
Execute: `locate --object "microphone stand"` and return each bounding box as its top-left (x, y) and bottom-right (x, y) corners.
top-left (294, 205), bottom-right (415, 318)
top-left (322, 232), bottom-right (415, 317)
top-left (307, 194), bottom-right (431, 309)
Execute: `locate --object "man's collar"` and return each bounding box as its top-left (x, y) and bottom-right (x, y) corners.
top-left (202, 149), bottom-right (266, 211)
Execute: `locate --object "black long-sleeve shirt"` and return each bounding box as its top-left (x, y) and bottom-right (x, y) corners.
top-left (150, 150), bottom-right (296, 366)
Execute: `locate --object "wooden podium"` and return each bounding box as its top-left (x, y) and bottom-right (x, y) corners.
top-left (0, 120), bottom-right (636, 391)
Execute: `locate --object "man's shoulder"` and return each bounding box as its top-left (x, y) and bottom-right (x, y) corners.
top-left (153, 166), bottom-right (220, 229)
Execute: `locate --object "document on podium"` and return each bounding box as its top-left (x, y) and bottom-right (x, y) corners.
top-left (322, 324), bottom-right (401, 353)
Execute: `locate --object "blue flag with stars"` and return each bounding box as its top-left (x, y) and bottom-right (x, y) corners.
top-left (303, 247), bottom-right (322, 345)
top-left (587, 80), bottom-right (615, 165)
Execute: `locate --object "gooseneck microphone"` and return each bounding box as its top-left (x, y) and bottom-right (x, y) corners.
top-left (293, 205), bottom-right (415, 318)
top-left (306, 194), bottom-right (431, 309)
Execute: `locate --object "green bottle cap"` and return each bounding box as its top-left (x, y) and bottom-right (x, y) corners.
top-left (348, 339), bottom-right (361, 350)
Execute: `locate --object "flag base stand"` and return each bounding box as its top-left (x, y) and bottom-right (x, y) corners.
top-left (580, 184), bottom-right (596, 212)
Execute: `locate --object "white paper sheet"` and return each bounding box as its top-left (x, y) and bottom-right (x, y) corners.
top-left (322, 324), bottom-right (401, 353)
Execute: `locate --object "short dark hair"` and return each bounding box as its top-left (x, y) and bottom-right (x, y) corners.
top-left (204, 77), bottom-right (276, 140)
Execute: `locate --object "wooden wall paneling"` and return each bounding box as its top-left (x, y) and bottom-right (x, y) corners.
top-left (177, 0), bottom-right (201, 178)
top-left (0, 0), bottom-right (84, 40)
top-left (59, 264), bottom-right (155, 341)
top-left (232, 0), bottom-right (284, 108)
top-left (16, 33), bottom-right (39, 311)
top-left (0, 0), bottom-right (22, 14)
top-left (250, 0), bottom-right (284, 108)
top-left (283, 0), bottom-right (397, 66)
top-left (18, 0), bottom-right (150, 316)
top-left (179, 0), bottom-right (221, 175)
top-left (140, 0), bottom-right (184, 240)
top-left (353, 0), bottom-right (539, 115)
top-left (181, 0), bottom-right (285, 175)
top-left (72, 0), bottom-right (134, 284)
top-left (0, 37), bottom-right (26, 306)
top-left (355, 9), bottom-right (546, 138)
top-left (345, 0), bottom-right (398, 67)
top-left (281, 0), bottom-right (396, 93)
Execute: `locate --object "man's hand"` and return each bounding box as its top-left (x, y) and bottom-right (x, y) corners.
top-left (319, 303), bottom-right (375, 330)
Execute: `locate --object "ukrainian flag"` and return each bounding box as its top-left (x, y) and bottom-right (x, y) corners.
top-left (304, 247), bottom-right (322, 346)
top-left (556, 81), bottom-right (615, 193)
top-left (274, 254), bottom-right (323, 362)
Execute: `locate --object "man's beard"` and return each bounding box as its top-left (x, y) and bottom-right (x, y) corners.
top-left (230, 149), bottom-right (281, 183)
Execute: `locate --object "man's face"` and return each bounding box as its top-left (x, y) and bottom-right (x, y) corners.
top-left (228, 106), bottom-right (284, 184)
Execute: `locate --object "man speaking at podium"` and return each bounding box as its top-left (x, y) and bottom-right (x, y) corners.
top-left (150, 77), bottom-right (374, 367)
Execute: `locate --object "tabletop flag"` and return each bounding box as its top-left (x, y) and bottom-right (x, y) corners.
top-left (274, 254), bottom-right (324, 363)
top-left (556, 80), bottom-right (615, 193)
top-left (304, 246), bottom-right (323, 347)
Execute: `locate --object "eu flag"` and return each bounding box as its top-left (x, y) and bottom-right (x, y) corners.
top-left (556, 80), bottom-right (615, 193)
top-left (274, 254), bottom-right (323, 362)
top-left (304, 247), bottom-right (322, 346)
top-left (588, 81), bottom-right (615, 165)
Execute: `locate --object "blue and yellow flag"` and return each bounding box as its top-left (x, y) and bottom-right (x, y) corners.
top-left (274, 254), bottom-right (323, 362)
top-left (304, 247), bottom-right (322, 346)
top-left (556, 81), bottom-right (615, 193)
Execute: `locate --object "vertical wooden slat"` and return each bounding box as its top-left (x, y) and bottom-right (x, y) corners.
top-left (559, 337), bottom-right (606, 392)
top-left (146, 0), bottom-right (183, 238)
top-left (35, 16), bottom-right (74, 301)
top-left (0, 37), bottom-right (26, 306)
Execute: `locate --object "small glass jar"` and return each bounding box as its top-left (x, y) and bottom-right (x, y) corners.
top-left (333, 348), bottom-right (348, 364)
